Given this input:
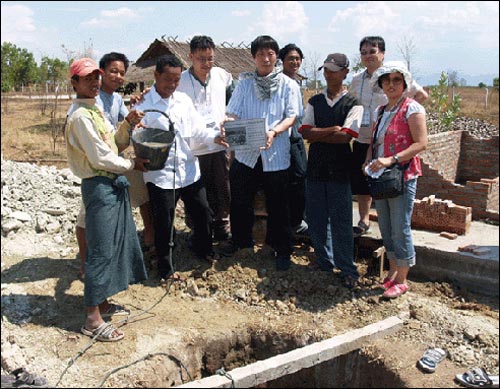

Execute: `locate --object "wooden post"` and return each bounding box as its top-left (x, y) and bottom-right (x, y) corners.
top-left (485, 87), bottom-right (489, 110)
top-left (373, 246), bottom-right (386, 279)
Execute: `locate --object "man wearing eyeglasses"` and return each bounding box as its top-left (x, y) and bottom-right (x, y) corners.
top-left (178, 35), bottom-right (235, 243)
top-left (349, 36), bottom-right (428, 239)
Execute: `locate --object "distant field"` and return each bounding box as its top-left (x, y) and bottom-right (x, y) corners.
top-left (303, 86), bottom-right (499, 126)
top-left (1, 86), bottom-right (498, 167)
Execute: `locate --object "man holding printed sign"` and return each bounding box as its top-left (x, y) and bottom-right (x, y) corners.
top-left (220, 35), bottom-right (302, 271)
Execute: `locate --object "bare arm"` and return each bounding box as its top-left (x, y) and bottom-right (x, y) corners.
top-left (301, 125), bottom-right (352, 144)
top-left (369, 112), bottom-right (428, 172)
top-left (414, 89), bottom-right (429, 104)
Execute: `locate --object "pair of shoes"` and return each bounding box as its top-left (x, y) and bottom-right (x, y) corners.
top-left (276, 254), bottom-right (291, 271)
top-left (307, 261), bottom-right (333, 272)
top-left (342, 275), bottom-right (358, 289)
top-left (213, 228), bottom-right (232, 242)
top-left (353, 220), bottom-right (370, 238)
top-left (383, 283), bottom-right (409, 298)
top-left (218, 241), bottom-right (243, 257)
top-left (1, 367), bottom-right (49, 388)
top-left (382, 277), bottom-right (397, 290)
top-left (455, 368), bottom-right (500, 388)
top-left (142, 244), bottom-right (156, 255)
top-left (160, 271), bottom-right (186, 288)
top-left (187, 232), bottom-right (195, 250)
top-left (294, 220), bottom-right (309, 235)
top-left (417, 348), bottom-right (447, 373)
top-left (100, 303), bottom-right (130, 318)
top-left (198, 251), bottom-right (221, 264)
top-left (81, 322), bottom-right (124, 342)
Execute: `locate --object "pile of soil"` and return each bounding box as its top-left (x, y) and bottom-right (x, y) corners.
top-left (1, 158), bottom-right (498, 388)
top-left (1, 212), bottom-right (498, 388)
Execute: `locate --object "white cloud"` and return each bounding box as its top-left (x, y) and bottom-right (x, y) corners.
top-left (326, 1), bottom-right (499, 49)
top-left (1, 4), bottom-right (36, 43)
top-left (1, 3), bottom-right (59, 61)
top-left (254, 1), bottom-right (309, 40)
top-left (327, 2), bottom-right (399, 37)
top-left (80, 7), bottom-right (139, 28)
top-left (232, 9), bottom-right (251, 17)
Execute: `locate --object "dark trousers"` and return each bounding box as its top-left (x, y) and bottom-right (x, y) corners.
top-left (147, 179), bottom-right (213, 277)
top-left (198, 149), bottom-right (231, 226)
top-left (184, 149), bottom-right (231, 235)
top-left (289, 137), bottom-right (307, 227)
top-left (230, 158), bottom-right (292, 256)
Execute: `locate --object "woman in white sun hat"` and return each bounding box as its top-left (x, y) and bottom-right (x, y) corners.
top-left (363, 61), bottom-right (428, 299)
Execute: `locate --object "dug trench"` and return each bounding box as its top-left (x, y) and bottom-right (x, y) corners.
top-left (1, 161), bottom-right (498, 388)
top-left (1, 225), bottom-right (498, 388)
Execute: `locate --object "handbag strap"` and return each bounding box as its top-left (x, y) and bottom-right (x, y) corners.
top-left (371, 98), bottom-right (410, 170)
top-left (372, 105), bottom-right (386, 159)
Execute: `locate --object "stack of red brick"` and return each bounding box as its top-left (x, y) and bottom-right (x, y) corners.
top-left (411, 195), bottom-right (472, 235)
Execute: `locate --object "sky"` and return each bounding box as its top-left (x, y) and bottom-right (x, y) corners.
top-left (1, 1), bottom-right (499, 86)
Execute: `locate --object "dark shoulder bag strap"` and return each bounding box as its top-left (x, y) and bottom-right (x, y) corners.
top-left (371, 106), bottom-right (386, 159)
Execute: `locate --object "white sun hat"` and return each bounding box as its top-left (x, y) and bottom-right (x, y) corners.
top-left (370, 60), bottom-right (413, 92)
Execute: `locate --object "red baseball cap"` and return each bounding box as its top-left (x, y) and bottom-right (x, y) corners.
top-left (69, 58), bottom-right (104, 77)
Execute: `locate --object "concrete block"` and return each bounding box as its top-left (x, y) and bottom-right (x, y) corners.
top-left (175, 317), bottom-right (403, 388)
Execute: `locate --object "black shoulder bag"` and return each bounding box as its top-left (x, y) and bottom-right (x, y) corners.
top-left (367, 106), bottom-right (408, 200)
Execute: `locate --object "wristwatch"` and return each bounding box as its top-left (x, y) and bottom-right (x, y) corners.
top-left (393, 155), bottom-right (400, 164)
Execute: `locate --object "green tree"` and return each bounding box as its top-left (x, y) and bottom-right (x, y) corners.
top-left (39, 56), bottom-right (68, 86)
top-left (478, 82), bottom-right (486, 88)
top-left (427, 71), bottom-right (461, 132)
top-left (493, 77), bottom-right (499, 89)
top-left (1, 42), bottom-right (38, 91)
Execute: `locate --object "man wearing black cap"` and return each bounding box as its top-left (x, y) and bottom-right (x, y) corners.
top-left (299, 53), bottom-right (363, 289)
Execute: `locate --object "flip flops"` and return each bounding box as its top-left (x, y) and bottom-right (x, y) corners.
top-left (160, 271), bottom-right (186, 288)
top-left (455, 368), bottom-right (500, 388)
top-left (100, 303), bottom-right (130, 318)
top-left (81, 322), bottom-right (124, 342)
top-left (1, 367), bottom-right (49, 387)
top-left (417, 348), bottom-right (447, 373)
top-left (353, 220), bottom-right (370, 238)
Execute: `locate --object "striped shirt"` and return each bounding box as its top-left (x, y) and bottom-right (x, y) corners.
top-left (226, 73), bottom-right (301, 171)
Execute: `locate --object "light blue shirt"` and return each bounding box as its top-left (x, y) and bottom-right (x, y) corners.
top-left (96, 90), bottom-right (128, 129)
top-left (134, 87), bottom-right (218, 189)
top-left (226, 73), bottom-right (301, 171)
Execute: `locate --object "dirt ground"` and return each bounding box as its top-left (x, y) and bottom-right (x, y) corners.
top-left (1, 209), bottom-right (498, 388)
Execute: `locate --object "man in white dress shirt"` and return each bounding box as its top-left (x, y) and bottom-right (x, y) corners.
top-left (134, 55), bottom-right (228, 281)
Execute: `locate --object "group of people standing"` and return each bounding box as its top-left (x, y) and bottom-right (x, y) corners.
top-left (64, 34), bottom-right (428, 342)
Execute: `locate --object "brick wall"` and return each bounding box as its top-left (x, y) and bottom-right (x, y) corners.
top-left (458, 134), bottom-right (499, 182)
top-left (412, 196), bottom-right (472, 235)
top-left (417, 131), bottom-right (499, 221)
top-left (419, 131), bottom-right (462, 182)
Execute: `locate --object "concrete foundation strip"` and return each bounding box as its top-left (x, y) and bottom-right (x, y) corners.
top-left (175, 315), bottom-right (404, 388)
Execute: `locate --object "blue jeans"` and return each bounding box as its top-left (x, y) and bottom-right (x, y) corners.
top-left (374, 179), bottom-right (417, 267)
top-left (306, 179), bottom-right (359, 279)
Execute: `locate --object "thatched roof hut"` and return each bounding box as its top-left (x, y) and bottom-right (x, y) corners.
top-left (125, 36), bottom-right (256, 90)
